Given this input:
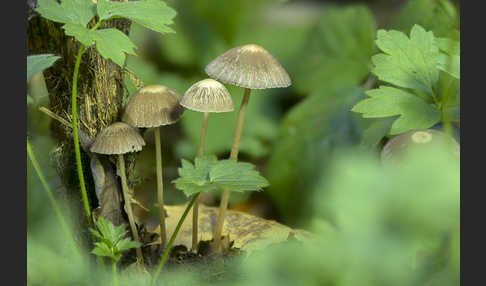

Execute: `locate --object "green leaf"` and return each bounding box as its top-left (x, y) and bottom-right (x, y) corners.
top-left (27, 95), bottom-right (34, 105)
top-left (293, 5), bottom-right (376, 95)
top-left (173, 156), bottom-right (268, 196)
top-left (391, 0), bottom-right (459, 38)
top-left (93, 29), bottom-right (137, 66)
top-left (436, 38), bottom-right (460, 79)
top-left (352, 86), bottom-right (441, 135)
top-left (92, 242), bottom-right (114, 258)
top-left (173, 155), bottom-right (220, 197)
top-left (209, 159), bottom-right (269, 192)
top-left (97, 0), bottom-right (176, 34)
top-left (27, 54), bottom-right (61, 81)
top-left (116, 238), bottom-right (142, 252)
top-left (372, 25), bottom-right (440, 95)
top-left (62, 23), bottom-right (97, 46)
top-left (62, 24), bottom-right (137, 67)
top-left (36, 0), bottom-right (96, 26)
top-left (265, 86), bottom-right (366, 225)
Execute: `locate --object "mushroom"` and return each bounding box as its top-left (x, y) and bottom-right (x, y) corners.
top-left (381, 129), bottom-right (460, 163)
top-left (122, 85), bottom-right (184, 250)
top-left (90, 122), bottom-right (146, 263)
top-left (205, 44), bottom-right (291, 251)
top-left (180, 78), bottom-right (234, 250)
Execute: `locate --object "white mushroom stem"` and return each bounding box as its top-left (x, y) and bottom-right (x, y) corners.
top-left (118, 154), bottom-right (144, 263)
top-left (154, 126), bottom-right (167, 249)
top-left (212, 88), bottom-right (251, 252)
top-left (192, 112), bottom-right (210, 250)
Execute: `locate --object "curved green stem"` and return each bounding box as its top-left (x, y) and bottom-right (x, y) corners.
top-left (151, 193), bottom-right (200, 285)
top-left (72, 44), bottom-right (92, 227)
top-left (27, 137), bottom-right (80, 258)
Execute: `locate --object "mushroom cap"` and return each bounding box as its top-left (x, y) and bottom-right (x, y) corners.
top-left (180, 79), bottom-right (234, 113)
top-left (205, 44), bottom-right (291, 90)
top-left (122, 85), bottom-right (184, 128)
top-left (90, 122), bottom-right (146, 155)
top-left (381, 129), bottom-right (460, 162)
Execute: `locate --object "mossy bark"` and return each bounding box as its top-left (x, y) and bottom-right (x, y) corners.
top-left (27, 12), bottom-right (138, 242)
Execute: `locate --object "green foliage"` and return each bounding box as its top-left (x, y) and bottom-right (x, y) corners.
top-left (36, 0), bottom-right (176, 67)
top-left (36, 0), bottom-right (96, 27)
top-left (352, 86), bottom-right (441, 135)
top-left (97, 0), bottom-right (176, 34)
top-left (265, 86), bottom-right (365, 224)
top-left (90, 217), bottom-right (141, 262)
top-left (27, 54), bottom-right (61, 81)
top-left (293, 5), bottom-right (376, 95)
top-left (352, 25), bottom-right (460, 135)
top-left (173, 155), bottom-right (269, 197)
top-left (392, 0), bottom-right (459, 38)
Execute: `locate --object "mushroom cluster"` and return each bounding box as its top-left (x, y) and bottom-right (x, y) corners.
top-left (90, 43), bottom-right (291, 261)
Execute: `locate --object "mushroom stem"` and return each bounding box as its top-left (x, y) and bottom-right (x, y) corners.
top-left (154, 126), bottom-right (167, 249)
top-left (192, 112), bottom-right (210, 251)
top-left (118, 154), bottom-right (144, 264)
top-left (212, 88), bottom-right (251, 251)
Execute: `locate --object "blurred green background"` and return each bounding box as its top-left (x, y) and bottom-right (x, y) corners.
top-left (27, 0), bottom-right (460, 284)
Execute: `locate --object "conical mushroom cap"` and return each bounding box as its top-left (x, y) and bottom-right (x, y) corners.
top-left (205, 44), bottom-right (291, 90)
top-left (180, 79), bottom-right (234, 113)
top-left (122, 85), bottom-right (184, 128)
top-left (90, 122), bottom-right (146, 155)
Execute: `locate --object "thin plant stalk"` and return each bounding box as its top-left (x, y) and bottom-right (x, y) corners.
top-left (72, 45), bottom-right (92, 227)
top-left (154, 127), bottom-right (167, 249)
top-left (71, 20), bottom-right (103, 229)
top-left (112, 260), bottom-right (118, 286)
top-left (118, 154), bottom-right (144, 264)
top-left (152, 193), bottom-right (200, 285)
top-left (212, 88), bottom-right (251, 251)
top-left (192, 112), bottom-right (210, 250)
top-left (27, 137), bottom-right (80, 258)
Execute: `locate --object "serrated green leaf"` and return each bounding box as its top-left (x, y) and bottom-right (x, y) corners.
top-left (62, 23), bottom-right (97, 46)
top-left (36, 0), bottom-right (96, 26)
top-left (97, 0), bottom-right (176, 34)
top-left (173, 156), bottom-right (268, 196)
top-left (92, 242), bottom-right (113, 258)
top-left (372, 25), bottom-right (440, 95)
top-left (352, 86), bottom-right (441, 135)
top-left (27, 54), bottom-right (61, 81)
top-left (62, 25), bottom-right (137, 67)
top-left (93, 29), bottom-right (137, 66)
top-left (116, 238), bottom-right (142, 252)
top-left (209, 159), bottom-right (269, 192)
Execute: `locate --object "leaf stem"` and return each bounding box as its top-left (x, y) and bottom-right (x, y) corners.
top-left (27, 137), bottom-right (80, 258)
top-left (212, 88), bottom-right (251, 252)
top-left (151, 193), bottom-right (201, 285)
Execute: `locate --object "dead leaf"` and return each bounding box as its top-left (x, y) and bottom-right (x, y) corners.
top-left (149, 204), bottom-right (312, 254)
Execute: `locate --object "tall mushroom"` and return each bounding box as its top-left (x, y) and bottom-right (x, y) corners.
top-left (180, 78), bottom-right (234, 250)
top-left (90, 122), bottom-right (146, 263)
top-left (122, 85), bottom-right (184, 250)
top-left (205, 44), bottom-right (291, 251)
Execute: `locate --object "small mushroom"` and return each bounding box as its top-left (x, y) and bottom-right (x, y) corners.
top-left (122, 85), bottom-right (184, 250)
top-left (205, 44), bottom-right (291, 251)
top-left (381, 129), bottom-right (460, 163)
top-left (180, 78), bottom-right (234, 250)
top-left (90, 122), bottom-right (146, 263)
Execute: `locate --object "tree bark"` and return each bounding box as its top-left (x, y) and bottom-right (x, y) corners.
top-left (27, 9), bottom-right (137, 238)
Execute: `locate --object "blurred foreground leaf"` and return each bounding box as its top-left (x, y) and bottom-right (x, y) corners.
top-left (27, 54), bottom-right (61, 81)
